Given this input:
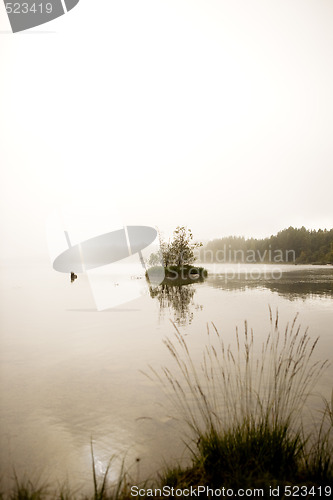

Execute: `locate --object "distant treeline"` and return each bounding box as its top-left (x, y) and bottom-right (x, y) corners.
top-left (201, 227), bottom-right (333, 264)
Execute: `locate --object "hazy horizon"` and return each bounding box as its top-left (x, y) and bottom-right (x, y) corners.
top-left (1, 0), bottom-right (332, 260)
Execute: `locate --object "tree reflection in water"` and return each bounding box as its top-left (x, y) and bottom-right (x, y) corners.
top-left (149, 283), bottom-right (202, 325)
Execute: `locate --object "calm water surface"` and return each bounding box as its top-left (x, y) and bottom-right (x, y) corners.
top-left (0, 261), bottom-right (332, 493)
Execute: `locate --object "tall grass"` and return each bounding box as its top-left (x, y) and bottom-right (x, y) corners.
top-left (152, 309), bottom-right (328, 437)
top-left (149, 309), bottom-right (332, 486)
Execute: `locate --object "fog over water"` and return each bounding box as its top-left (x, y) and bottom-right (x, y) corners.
top-left (0, 263), bottom-right (332, 492)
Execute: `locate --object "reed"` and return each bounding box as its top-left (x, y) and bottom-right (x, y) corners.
top-left (149, 309), bottom-right (332, 486)
top-left (152, 309), bottom-right (328, 436)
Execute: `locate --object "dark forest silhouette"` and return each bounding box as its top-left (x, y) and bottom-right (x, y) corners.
top-left (202, 227), bottom-right (333, 264)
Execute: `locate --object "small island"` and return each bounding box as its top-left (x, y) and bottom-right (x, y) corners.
top-left (146, 226), bottom-right (208, 285)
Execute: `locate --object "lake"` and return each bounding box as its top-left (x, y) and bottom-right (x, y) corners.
top-left (0, 261), bottom-right (332, 494)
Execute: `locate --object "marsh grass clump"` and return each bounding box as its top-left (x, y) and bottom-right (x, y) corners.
top-left (195, 423), bottom-right (302, 488)
top-left (150, 309), bottom-right (332, 487)
top-left (0, 446), bottom-right (130, 500)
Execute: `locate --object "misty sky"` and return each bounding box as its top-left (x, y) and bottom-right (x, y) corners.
top-left (1, 0), bottom-right (332, 260)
